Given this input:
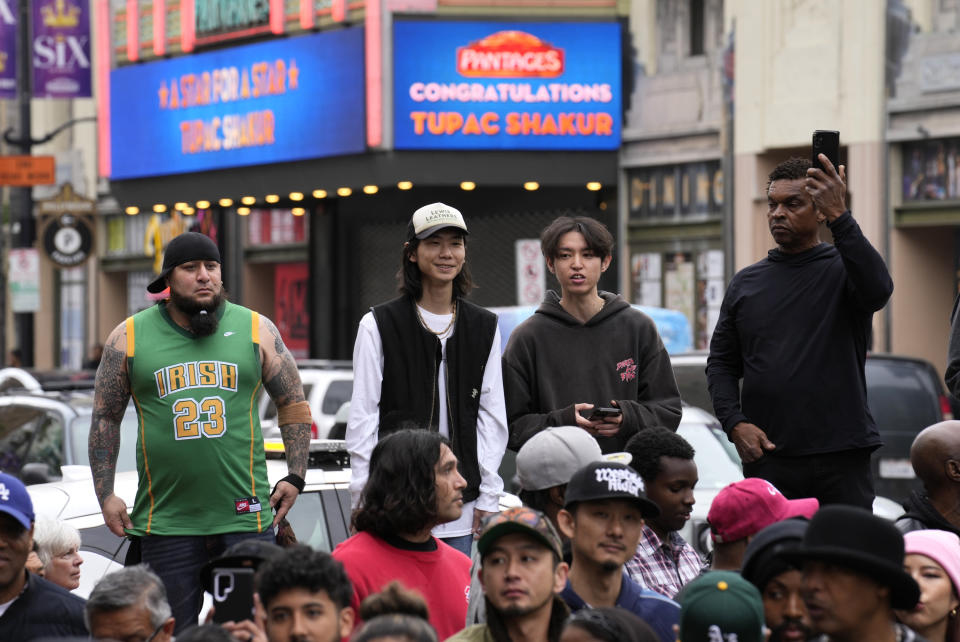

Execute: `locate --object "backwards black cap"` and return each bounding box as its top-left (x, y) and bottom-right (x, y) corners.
top-left (147, 232), bottom-right (221, 293)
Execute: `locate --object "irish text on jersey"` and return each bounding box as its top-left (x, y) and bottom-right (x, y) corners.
top-left (154, 361), bottom-right (239, 398)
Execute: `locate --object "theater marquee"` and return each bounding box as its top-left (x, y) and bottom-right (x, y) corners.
top-left (393, 21), bottom-right (622, 151)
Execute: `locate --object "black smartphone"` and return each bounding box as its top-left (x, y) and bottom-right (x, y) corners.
top-left (211, 567), bottom-right (255, 624)
top-left (587, 406), bottom-right (622, 421)
top-left (812, 130), bottom-right (840, 172)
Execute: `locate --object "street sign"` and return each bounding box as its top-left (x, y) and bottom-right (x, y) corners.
top-left (0, 155), bottom-right (56, 186)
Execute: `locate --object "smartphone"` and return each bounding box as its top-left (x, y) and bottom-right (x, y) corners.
top-left (587, 407), bottom-right (622, 421)
top-left (211, 567), bottom-right (255, 624)
top-left (812, 130), bottom-right (840, 172)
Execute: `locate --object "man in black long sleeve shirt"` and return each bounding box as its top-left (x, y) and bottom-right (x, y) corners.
top-left (706, 155), bottom-right (893, 509)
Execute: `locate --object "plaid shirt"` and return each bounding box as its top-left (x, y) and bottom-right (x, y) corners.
top-left (625, 524), bottom-right (705, 598)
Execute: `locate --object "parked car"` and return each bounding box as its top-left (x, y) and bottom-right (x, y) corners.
top-left (669, 351), bottom-right (956, 505)
top-left (259, 360), bottom-right (354, 440)
top-left (0, 390), bottom-right (139, 484)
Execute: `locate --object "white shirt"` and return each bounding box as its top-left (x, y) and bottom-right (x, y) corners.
top-left (346, 306), bottom-right (508, 537)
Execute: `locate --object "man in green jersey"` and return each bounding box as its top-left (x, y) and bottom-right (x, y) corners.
top-left (88, 231), bottom-right (311, 634)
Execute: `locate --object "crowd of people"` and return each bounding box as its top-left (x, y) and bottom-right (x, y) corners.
top-left (2, 153), bottom-right (960, 641)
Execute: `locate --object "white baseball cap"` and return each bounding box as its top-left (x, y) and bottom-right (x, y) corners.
top-left (407, 202), bottom-right (469, 240)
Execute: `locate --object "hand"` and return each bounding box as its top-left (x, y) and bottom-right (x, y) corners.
top-left (101, 493), bottom-right (133, 537)
top-left (269, 480), bottom-right (298, 527)
top-left (806, 154), bottom-right (847, 222)
top-left (219, 618), bottom-right (267, 642)
top-left (730, 422), bottom-right (775, 463)
top-left (472, 509), bottom-right (494, 540)
top-left (573, 402), bottom-right (622, 438)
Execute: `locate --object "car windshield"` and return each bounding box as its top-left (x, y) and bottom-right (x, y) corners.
top-left (678, 421), bottom-right (742, 489)
top-left (321, 380), bottom-right (353, 415)
top-left (866, 359), bottom-right (940, 434)
top-left (68, 403), bottom-right (140, 473)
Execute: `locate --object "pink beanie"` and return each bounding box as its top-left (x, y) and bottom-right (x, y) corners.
top-left (904, 530), bottom-right (960, 594)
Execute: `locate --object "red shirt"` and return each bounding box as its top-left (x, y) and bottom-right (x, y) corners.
top-left (332, 531), bottom-right (471, 639)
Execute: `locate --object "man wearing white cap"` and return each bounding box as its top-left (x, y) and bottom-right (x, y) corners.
top-left (347, 202), bottom-right (508, 555)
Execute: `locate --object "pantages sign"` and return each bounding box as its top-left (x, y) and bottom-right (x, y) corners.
top-left (195, 0), bottom-right (271, 46)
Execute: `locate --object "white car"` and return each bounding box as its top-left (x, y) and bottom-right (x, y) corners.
top-left (28, 447), bottom-right (352, 600)
top-left (259, 361), bottom-right (353, 440)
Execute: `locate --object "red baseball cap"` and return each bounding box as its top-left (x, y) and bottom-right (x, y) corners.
top-left (707, 478), bottom-right (819, 543)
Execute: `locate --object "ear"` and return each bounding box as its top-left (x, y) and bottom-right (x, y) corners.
top-left (160, 617), bottom-right (176, 640)
top-left (947, 459), bottom-right (960, 483)
top-left (553, 561), bottom-right (570, 593)
top-left (546, 256), bottom-right (556, 275)
top-left (338, 606), bottom-right (356, 638)
top-left (600, 255), bottom-right (612, 273)
top-left (557, 509), bottom-right (576, 539)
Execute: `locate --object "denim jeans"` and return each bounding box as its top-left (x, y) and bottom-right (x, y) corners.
top-left (440, 533), bottom-right (474, 557)
top-left (140, 529), bottom-right (275, 634)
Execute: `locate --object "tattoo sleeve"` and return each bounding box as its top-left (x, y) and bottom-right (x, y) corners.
top-left (261, 316), bottom-right (309, 478)
top-left (89, 332), bottom-right (132, 506)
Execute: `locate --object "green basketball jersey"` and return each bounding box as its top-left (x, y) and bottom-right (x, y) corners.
top-left (126, 301), bottom-right (270, 536)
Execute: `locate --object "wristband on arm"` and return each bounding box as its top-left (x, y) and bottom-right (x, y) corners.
top-left (273, 473), bottom-right (305, 496)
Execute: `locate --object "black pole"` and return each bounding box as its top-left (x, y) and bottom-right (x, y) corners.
top-left (13, 0), bottom-right (33, 367)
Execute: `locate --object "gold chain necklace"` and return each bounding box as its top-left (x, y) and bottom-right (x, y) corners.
top-left (416, 301), bottom-right (457, 336)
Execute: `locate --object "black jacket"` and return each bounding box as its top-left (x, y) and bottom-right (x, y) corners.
top-left (896, 490), bottom-right (960, 537)
top-left (0, 571), bottom-right (87, 641)
top-left (706, 211), bottom-right (892, 456)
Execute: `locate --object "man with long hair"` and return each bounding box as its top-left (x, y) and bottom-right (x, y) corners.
top-left (347, 203), bottom-right (508, 554)
top-left (333, 429), bottom-right (473, 640)
top-left (89, 232), bottom-right (311, 633)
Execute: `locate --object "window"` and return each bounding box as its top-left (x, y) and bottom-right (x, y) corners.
top-left (689, 0), bottom-right (705, 56)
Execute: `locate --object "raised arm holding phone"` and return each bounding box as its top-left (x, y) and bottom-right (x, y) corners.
top-left (706, 138), bottom-right (894, 509)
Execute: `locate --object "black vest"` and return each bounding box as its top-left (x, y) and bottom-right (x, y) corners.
top-left (372, 296), bottom-right (497, 503)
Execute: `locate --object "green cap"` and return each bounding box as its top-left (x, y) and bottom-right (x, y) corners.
top-left (678, 571), bottom-right (764, 642)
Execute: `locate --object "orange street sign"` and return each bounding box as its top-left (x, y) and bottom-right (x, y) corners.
top-left (0, 156), bottom-right (55, 186)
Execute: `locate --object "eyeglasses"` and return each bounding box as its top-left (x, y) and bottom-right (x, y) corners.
top-left (91, 620), bottom-right (166, 642)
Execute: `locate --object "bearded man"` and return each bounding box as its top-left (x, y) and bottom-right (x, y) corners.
top-left (89, 232), bottom-right (311, 634)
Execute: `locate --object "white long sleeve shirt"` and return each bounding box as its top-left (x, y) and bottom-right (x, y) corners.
top-left (346, 306), bottom-right (508, 537)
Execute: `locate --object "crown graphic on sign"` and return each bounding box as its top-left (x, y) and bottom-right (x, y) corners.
top-left (41, 0), bottom-right (80, 28)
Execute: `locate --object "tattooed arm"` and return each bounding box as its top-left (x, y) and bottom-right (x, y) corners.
top-left (89, 322), bottom-right (134, 537)
top-left (260, 315), bottom-right (309, 525)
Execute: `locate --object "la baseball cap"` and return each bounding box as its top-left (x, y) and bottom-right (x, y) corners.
top-left (563, 461), bottom-right (660, 518)
top-left (406, 203), bottom-right (468, 241)
top-left (707, 478), bottom-right (818, 543)
top-left (678, 571), bottom-right (765, 642)
top-left (0, 472), bottom-right (34, 530)
top-left (516, 426), bottom-right (603, 491)
top-left (477, 506), bottom-right (564, 560)
top-left (147, 232), bottom-right (221, 293)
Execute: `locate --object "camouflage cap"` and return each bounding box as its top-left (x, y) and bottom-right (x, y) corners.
top-left (477, 506), bottom-right (563, 560)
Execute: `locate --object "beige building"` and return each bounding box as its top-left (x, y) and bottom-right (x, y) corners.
top-left (623, 0), bottom-right (956, 377)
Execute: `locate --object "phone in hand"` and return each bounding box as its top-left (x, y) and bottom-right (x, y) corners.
top-left (211, 567), bottom-right (255, 624)
top-left (812, 130), bottom-right (840, 172)
top-left (584, 406), bottom-right (622, 421)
